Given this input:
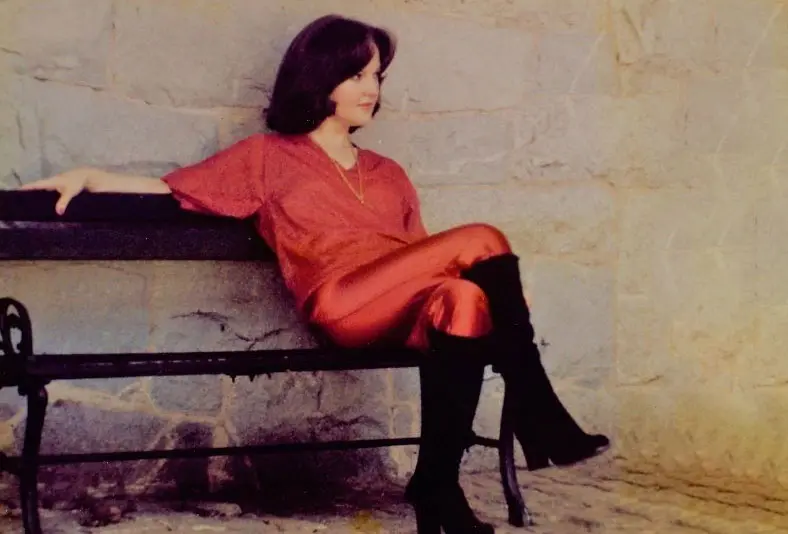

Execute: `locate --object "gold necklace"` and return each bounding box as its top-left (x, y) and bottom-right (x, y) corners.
top-left (329, 151), bottom-right (365, 205)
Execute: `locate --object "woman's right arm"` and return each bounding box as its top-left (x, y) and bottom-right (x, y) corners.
top-left (20, 167), bottom-right (171, 215)
top-left (21, 134), bottom-right (268, 218)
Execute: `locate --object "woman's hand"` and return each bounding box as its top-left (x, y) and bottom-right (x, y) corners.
top-left (18, 168), bottom-right (171, 215)
top-left (19, 168), bottom-right (97, 215)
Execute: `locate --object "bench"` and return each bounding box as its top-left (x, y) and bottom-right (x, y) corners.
top-left (0, 189), bottom-right (532, 534)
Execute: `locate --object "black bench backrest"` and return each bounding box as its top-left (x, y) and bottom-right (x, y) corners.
top-left (0, 190), bottom-right (274, 261)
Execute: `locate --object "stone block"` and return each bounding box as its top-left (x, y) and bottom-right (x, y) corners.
top-left (392, 405), bottom-right (415, 437)
top-left (149, 376), bottom-right (223, 416)
top-left (0, 77), bottom-right (43, 188)
top-left (313, 369), bottom-right (391, 428)
top-left (392, 368), bottom-right (420, 403)
top-left (147, 261), bottom-right (315, 353)
top-left (618, 189), bottom-right (740, 295)
top-left (8, 78), bottom-right (219, 180)
top-left (719, 85), bottom-right (788, 162)
top-left (0, 388), bottom-right (24, 422)
top-left (684, 73), bottom-right (745, 154)
top-left (710, 157), bottom-right (770, 249)
top-left (219, 109), bottom-right (267, 149)
top-left (620, 93), bottom-right (686, 167)
top-left (114, 1), bottom-right (298, 107)
top-left (614, 388), bottom-right (680, 464)
top-left (0, 262), bottom-right (151, 355)
top-left (513, 95), bottom-right (629, 182)
top-left (351, 113), bottom-right (412, 171)
top-left (615, 296), bottom-right (671, 386)
top-left (617, 190), bottom-right (688, 296)
top-left (358, 113), bottom-right (513, 185)
top-left (528, 259), bottom-right (614, 389)
top-left (658, 250), bottom-right (759, 388)
top-left (708, 153), bottom-right (772, 196)
top-left (224, 370), bottom-right (392, 500)
top-left (748, 305), bottom-right (788, 387)
top-left (617, 246), bottom-right (657, 299)
top-left (0, 0), bottom-right (112, 86)
top-left (658, 248), bottom-right (758, 319)
top-left (610, 3), bottom-right (644, 67)
top-left (748, 3), bottom-right (788, 69)
top-left (534, 31), bottom-right (619, 95)
top-left (610, 0), bottom-right (718, 66)
top-left (155, 421), bottom-right (214, 498)
top-left (617, 58), bottom-right (692, 96)
top-left (71, 378), bottom-right (140, 396)
top-left (495, 0), bottom-right (608, 34)
top-left (227, 370), bottom-right (390, 446)
top-left (227, 372), bottom-right (321, 441)
top-left (607, 152), bottom-right (717, 190)
top-left (744, 389), bottom-right (788, 488)
top-left (710, 0), bottom-right (785, 69)
top-left (757, 168), bottom-right (788, 306)
top-left (420, 182), bottom-right (616, 264)
top-left (13, 400), bottom-right (166, 494)
top-left (516, 93), bottom-right (685, 185)
top-left (666, 190), bottom-right (738, 250)
top-left (618, 385), bottom-right (788, 489)
top-left (360, 0), bottom-right (606, 34)
top-left (362, 12), bottom-right (537, 112)
top-left (617, 185), bottom-right (758, 278)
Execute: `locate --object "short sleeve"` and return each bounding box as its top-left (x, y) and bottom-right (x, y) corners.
top-left (390, 161), bottom-right (428, 238)
top-left (161, 134), bottom-right (267, 219)
top-left (404, 193), bottom-right (428, 238)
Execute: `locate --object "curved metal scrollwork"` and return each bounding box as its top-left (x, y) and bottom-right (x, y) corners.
top-left (0, 298), bottom-right (33, 387)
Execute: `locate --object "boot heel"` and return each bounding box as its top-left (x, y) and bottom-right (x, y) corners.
top-left (412, 504), bottom-right (441, 534)
top-left (521, 443), bottom-right (550, 471)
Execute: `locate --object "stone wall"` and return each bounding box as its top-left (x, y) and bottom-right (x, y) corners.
top-left (1, 0), bottom-right (786, 503)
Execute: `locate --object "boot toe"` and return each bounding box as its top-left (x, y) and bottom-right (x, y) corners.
top-left (589, 433), bottom-right (610, 451)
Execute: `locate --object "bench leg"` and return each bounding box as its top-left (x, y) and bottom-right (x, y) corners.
top-left (21, 384), bottom-right (47, 534)
top-left (498, 386), bottom-right (533, 527)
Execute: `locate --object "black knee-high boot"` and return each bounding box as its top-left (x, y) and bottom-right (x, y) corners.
top-left (461, 253), bottom-right (609, 470)
top-left (405, 329), bottom-right (495, 534)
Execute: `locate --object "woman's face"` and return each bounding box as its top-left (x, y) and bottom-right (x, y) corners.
top-left (330, 44), bottom-right (382, 128)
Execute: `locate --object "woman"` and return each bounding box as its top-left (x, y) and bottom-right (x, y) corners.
top-left (21, 14), bottom-right (609, 534)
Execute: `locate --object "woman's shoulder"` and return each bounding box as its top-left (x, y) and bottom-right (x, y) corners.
top-left (228, 132), bottom-right (298, 149)
top-left (237, 134), bottom-right (409, 177)
top-left (357, 146), bottom-right (407, 176)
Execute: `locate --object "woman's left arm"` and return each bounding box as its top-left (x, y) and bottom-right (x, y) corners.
top-left (162, 134), bottom-right (269, 219)
top-left (396, 163), bottom-right (429, 238)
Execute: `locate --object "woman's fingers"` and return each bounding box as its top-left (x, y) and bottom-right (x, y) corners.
top-left (18, 174), bottom-right (87, 215)
top-left (19, 179), bottom-right (58, 191)
top-left (54, 188), bottom-right (79, 216)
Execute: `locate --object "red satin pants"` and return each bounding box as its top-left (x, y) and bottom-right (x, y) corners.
top-left (307, 223), bottom-right (512, 350)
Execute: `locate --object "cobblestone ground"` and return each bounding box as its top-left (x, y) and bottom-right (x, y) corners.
top-left (1, 457), bottom-right (786, 533)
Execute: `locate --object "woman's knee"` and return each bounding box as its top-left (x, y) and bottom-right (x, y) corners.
top-left (424, 280), bottom-right (492, 338)
top-left (452, 223), bottom-right (511, 256)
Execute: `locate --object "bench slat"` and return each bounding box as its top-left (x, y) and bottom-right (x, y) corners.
top-left (17, 347), bottom-right (424, 381)
top-left (0, 190), bottom-right (274, 261)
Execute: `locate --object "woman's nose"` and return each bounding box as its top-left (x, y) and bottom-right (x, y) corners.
top-left (364, 78), bottom-right (380, 96)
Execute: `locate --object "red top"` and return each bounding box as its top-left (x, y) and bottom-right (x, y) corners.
top-left (162, 133), bottom-right (429, 313)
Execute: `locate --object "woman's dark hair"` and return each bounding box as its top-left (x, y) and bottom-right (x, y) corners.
top-left (265, 15), bottom-right (396, 135)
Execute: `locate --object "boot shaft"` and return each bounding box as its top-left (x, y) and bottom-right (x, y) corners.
top-left (413, 329), bottom-right (490, 485)
top-left (460, 253), bottom-right (534, 341)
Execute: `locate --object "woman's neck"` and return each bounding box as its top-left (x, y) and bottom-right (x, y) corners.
top-left (308, 118), bottom-right (353, 152)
